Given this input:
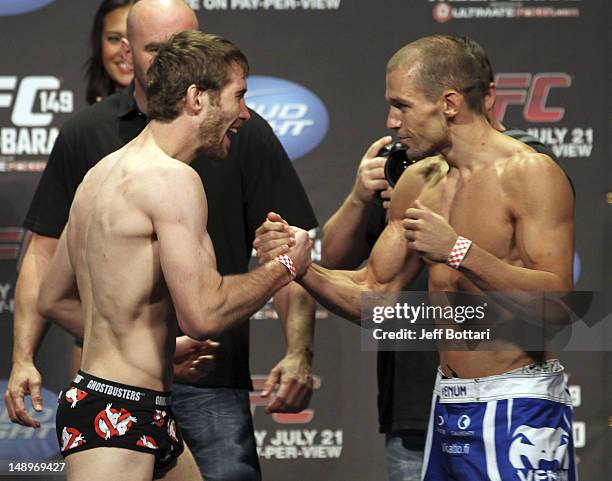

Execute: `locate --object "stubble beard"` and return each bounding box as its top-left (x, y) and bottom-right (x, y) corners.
top-left (198, 105), bottom-right (229, 160)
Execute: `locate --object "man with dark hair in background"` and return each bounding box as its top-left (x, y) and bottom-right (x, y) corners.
top-left (320, 35), bottom-right (565, 481)
top-left (40, 30), bottom-right (312, 481)
top-left (261, 34), bottom-right (576, 481)
top-left (4, 1), bottom-right (318, 480)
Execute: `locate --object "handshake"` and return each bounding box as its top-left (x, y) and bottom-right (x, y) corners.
top-left (254, 212), bottom-right (313, 279)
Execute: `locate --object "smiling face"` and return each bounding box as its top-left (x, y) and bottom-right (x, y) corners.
top-left (385, 65), bottom-right (450, 161)
top-left (198, 64), bottom-right (250, 160)
top-left (101, 6), bottom-right (133, 89)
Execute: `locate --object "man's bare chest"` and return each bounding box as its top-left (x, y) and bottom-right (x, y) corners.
top-left (419, 168), bottom-right (514, 260)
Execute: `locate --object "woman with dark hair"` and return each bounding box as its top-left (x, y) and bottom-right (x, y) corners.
top-left (84, 0), bottom-right (135, 104)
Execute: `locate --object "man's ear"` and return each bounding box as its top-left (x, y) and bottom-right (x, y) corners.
top-left (120, 38), bottom-right (133, 69)
top-left (441, 89), bottom-right (462, 119)
top-left (185, 85), bottom-right (208, 115)
top-left (484, 81), bottom-right (496, 114)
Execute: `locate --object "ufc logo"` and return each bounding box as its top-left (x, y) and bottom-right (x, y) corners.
top-left (0, 76), bottom-right (73, 127)
top-left (250, 374), bottom-right (322, 424)
top-left (0, 227), bottom-right (25, 260)
top-left (494, 73), bottom-right (571, 124)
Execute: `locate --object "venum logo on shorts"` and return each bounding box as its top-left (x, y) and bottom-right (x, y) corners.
top-left (0, 0), bottom-right (56, 16)
top-left (60, 427), bottom-right (86, 452)
top-left (246, 76), bottom-right (329, 160)
top-left (509, 425), bottom-right (570, 480)
top-left (94, 403), bottom-right (137, 440)
top-left (442, 385), bottom-right (467, 399)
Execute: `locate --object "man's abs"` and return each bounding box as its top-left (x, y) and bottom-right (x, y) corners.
top-left (427, 264), bottom-right (548, 379)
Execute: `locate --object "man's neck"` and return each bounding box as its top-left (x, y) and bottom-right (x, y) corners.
top-left (441, 115), bottom-right (500, 172)
top-left (488, 114), bottom-right (506, 133)
top-left (147, 118), bottom-right (199, 165)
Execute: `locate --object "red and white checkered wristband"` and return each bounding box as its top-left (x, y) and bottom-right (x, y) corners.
top-left (274, 254), bottom-right (296, 282)
top-left (446, 236), bottom-right (472, 269)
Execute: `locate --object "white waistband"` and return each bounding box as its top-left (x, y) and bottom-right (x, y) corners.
top-left (434, 364), bottom-right (571, 405)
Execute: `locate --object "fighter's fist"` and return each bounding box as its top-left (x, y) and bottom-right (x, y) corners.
top-left (254, 212), bottom-right (295, 263)
top-left (286, 228), bottom-right (312, 278)
top-left (352, 136), bottom-right (392, 204)
top-left (254, 213), bottom-right (312, 277)
top-left (402, 200), bottom-right (458, 263)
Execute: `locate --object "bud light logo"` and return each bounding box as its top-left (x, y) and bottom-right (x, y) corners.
top-left (246, 76), bottom-right (329, 160)
top-left (0, 380), bottom-right (59, 459)
top-left (0, 0), bottom-right (56, 16)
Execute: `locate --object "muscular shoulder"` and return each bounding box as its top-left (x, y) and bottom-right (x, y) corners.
top-left (502, 152), bottom-right (570, 196)
top-left (501, 152), bottom-right (573, 215)
top-left (147, 159), bottom-right (203, 196)
top-left (142, 161), bottom-right (207, 220)
top-left (389, 155), bottom-right (447, 220)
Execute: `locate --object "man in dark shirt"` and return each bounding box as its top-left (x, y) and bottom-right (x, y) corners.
top-left (321, 36), bottom-right (565, 481)
top-left (4, 1), bottom-right (317, 480)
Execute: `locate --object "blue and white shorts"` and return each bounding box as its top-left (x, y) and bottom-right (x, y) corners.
top-left (421, 360), bottom-right (576, 481)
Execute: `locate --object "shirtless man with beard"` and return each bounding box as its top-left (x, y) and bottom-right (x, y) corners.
top-left (254, 35), bottom-right (576, 481)
top-left (38, 30), bottom-right (311, 481)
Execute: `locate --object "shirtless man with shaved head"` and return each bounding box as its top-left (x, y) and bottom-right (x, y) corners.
top-left (39, 30), bottom-right (312, 481)
top-left (255, 35), bottom-right (576, 481)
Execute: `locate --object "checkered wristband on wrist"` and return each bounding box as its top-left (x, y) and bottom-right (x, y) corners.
top-left (274, 254), bottom-right (296, 282)
top-left (447, 236), bottom-right (472, 269)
